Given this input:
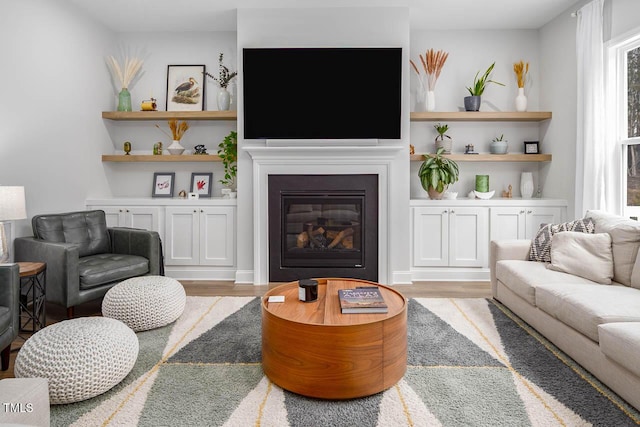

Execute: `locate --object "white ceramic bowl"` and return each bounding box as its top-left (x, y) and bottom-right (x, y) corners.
top-left (442, 191), bottom-right (458, 200)
top-left (474, 190), bottom-right (495, 200)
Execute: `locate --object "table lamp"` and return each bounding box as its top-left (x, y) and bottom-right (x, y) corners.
top-left (0, 186), bottom-right (27, 263)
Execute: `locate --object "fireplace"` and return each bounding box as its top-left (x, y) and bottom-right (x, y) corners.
top-left (268, 174), bottom-right (378, 282)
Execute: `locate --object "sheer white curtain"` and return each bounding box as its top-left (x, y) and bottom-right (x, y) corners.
top-left (575, 0), bottom-right (607, 216)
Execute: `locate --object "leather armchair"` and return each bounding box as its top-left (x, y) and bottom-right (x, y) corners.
top-left (15, 210), bottom-right (162, 318)
top-left (0, 263), bottom-right (19, 370)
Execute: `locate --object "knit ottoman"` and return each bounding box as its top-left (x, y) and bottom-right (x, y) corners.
top-left (14, 317), bottom-right (138, 404)
top-left (102, 276), bottom-right (186, 332)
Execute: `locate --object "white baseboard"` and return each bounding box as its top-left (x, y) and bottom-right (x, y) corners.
top-left (391, 271), bottom-right (413, 285)
top-left (411, 268), bottom-right (490, 282)
top-left (234, 270), bottom-right (255, 284)
top-left (164, 267), bottom-right (237, 281)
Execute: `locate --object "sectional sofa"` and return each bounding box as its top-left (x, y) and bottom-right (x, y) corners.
top-left (490, 210), bottom-right (640, 411)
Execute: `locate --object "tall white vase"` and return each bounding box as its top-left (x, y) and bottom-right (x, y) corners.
top-left (520, 172), bottom-right (534, 198)
top-left (426, 90), bottom-right (436, 112)
top-left (217, 88), bottom-right (231, 111)
top-left (515, 87), bottom-right (527, 112)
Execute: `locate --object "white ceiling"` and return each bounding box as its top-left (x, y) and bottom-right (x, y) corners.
top-left (66, 0), bottom-right (579, 32)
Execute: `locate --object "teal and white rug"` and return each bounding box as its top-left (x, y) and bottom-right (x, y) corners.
top-left (50, 297), bottom-right (640, 426)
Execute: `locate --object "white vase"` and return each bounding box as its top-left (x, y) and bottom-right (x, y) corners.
top-left (515, 88), bottom-right (527, 112)
top-left (426, 90), bottom-right (436, 112)
top-left (520, 172), bottom-right (534, 198)
top-left (167, 140), bottom-right (185, 155)
top-left (217, 88), bottom-right (231, 111)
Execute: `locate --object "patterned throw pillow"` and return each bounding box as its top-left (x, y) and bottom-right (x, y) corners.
top-left (529, 217), bottom-right (596, 262)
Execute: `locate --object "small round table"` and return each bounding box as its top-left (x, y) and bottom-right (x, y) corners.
top-left (17, 262), bottom-right (46, 332)
top-left (261, 278), bottom-right (407, 399)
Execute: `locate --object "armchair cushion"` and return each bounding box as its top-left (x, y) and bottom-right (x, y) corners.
top-left (0, 306), bottom-right (10, 337)
top-left (79, 254), bottom-right (149, 290)
top-left (32, 210), bottom-right (111, 257)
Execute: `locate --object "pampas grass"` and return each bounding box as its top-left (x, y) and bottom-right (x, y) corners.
top-left (513, 60), bottom-right (529, 88)
top-left (155, 119), bottom-right (189, 141)
top-left (410, 49), bottom-right (449, 91)
top-left (106, 48), bottom-right (144, 90)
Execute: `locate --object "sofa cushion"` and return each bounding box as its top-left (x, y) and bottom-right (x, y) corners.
top-left (78, 253), bottom-right (149, 290)
top-left (529, 217), bottom-right (595, 262)
top-left (32, 210), bottom-right (111, 257)
top-left (547, 231), bottom-right (614, 284)
top-left (585, 210), bottom-right (640, 287)
top-left (598, 322), bottom-right (640, 377)
top-left (535, 283), bottom-right (640, 342)
top-left (496, 260), bottom-right (597, 306)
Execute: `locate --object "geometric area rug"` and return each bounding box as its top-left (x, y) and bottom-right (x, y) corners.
top-left (49, 297), bottom-right (640, 426)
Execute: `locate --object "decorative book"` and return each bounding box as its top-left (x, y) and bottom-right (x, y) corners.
top-left (338, 287), bottom-right (388, 314)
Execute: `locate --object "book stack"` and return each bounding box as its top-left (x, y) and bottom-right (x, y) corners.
top-left (338, 286), bottom-right (388, 314)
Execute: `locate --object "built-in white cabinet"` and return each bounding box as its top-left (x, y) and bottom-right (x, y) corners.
top-left (164, 206), bottom-right (235, 267)
top-left (413, 206), bottom-right (488, 268)
top-left (489, 206), bottom-right (563, 241)
top-left (92, 205), bottom-right (161, 234)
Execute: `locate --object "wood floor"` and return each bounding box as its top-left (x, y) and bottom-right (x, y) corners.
top-left (1, 280), bottom-right (490, 380)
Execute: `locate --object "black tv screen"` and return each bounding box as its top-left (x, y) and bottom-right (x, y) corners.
top-left (243, 47), bottom-right (402, 140)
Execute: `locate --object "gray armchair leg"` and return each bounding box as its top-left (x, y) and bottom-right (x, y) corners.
top-left (1, 344), bottom-right (10, 371)
top-left (67, 307), bottom-right (74, 319)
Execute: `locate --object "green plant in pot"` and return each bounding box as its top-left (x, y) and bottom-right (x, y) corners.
top-left (464, 62), bottom-right (504, 111)
top-left (418, 147), bottom-right (460, 200)
top-left (434, 123), bottom-right (452, 154)
top-left (490, 133), bottom-right (508, 154)
top-left (218, 130), bottom-right (237, 194)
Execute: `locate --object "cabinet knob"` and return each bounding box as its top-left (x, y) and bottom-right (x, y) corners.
top-left (527, 210), bottom-right (532, 214)
top-left (520, 210), bottom-right (525, 214)
top-left (200, 209), bottom-right (204, 213)
top-left (126, 209), bottom-right (130, 213)
top-left (193, 210), bottom-right (197, 213)
top-left (450, 210), bottom-right (455, 214)
top-left (443, 210), bottom-right (448, 214)
top-left (119, 209), bottom-right (123, 212)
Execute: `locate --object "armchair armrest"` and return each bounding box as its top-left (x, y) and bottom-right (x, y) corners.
top-left (490, 239), bottom-right (532, 298)
top-left (108, 228), bottom-right (161, 275)
top-left (0, 264), bottom-right (20, 342)
top-left (14, 237), bottom-right (80, 307)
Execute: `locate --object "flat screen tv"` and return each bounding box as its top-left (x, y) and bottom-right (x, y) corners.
top-left (243, 47), bottom-right (402, 140)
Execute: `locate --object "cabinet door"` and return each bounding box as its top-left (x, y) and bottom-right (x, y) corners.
top-left (490, 207), bottom-right (526, 241)
top-left (199, 207), bottom-right (236, 266)
top-left (525, 207), bottom-right (562, 239)
top-left (90, 206), bottom-right (126, 228)
top-left (164, 207), bottom-right (199, 265)
top-left (449, 207), bottom-right (488, 267)
top-left (413, 207), bottom-right (449, 267)
top-left (127, 207), bottom-right (160, 232)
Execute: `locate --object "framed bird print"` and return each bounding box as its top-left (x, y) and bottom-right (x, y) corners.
top-left (190, 172), bottom-right (213, 197)
top-left (166, 65), bottom-right (206, 111)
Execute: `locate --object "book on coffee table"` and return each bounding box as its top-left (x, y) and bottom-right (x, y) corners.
top-left (338, 287), bottom-right (388, 314)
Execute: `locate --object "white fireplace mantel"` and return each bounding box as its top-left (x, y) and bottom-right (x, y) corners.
top-left (244, 143), bottom-right (404, 284)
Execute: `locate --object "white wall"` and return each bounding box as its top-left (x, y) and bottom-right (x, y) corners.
top-left (1, 0), bottom-right (115, 237)
top-left (236, 7), bottom-right (411, 284)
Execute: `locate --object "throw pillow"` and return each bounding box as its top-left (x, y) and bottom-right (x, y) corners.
top-left (547, 231), bottom-right (614, 284)
top-left (529, 217), bottom-right (596, 262)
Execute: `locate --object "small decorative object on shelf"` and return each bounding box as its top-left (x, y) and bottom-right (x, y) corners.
top-left (410, 48), bottom-right (449, 112)
top-left (218, 130), bottom-right (238, 191)
top-left (106, 50), bottom-right (144, 112)
top-left (140, 98), bottom-right (157, 111)
top-left (513, 60), bottom-right (529, 112)
top-left (123, 141), bottom-right (131, 155)
top-left (153, 142), bottom-right (163, 155)
top-left (502, 184), bottom-right (513, 198)
top-left (409, 144), bottom-right (415, 155)
top-left (475, 175), bottom-right (490, 193)
top-left (524, 141), bottom-right (539, 154)
top-left (434, 123), bottom-right (452, 154)
top-left (156, 119), bottom-right (189, 155)
top-left (490, 134), bottom-right (508, 154)
top-left (520, 172), bottom-right (534, 198)
top-left (204, 53), bottom-right (238, 111)
top-left (178, 190), bottom-right (187, 199)
top-left (464, 144), bottom-right (478, 154)
top-left (464, 62), bottom-right (504, 111)
top-left (193, 145), bottom-right (208, 155)
top-left (418, 147), bottom-right (459, 200)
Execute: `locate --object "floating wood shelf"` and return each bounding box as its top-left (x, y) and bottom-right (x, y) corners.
top-left (410, 153), bottom-right (552, 162)
top-left (410, 111), bottom-right (552, 122)
top-left (101, 111), bottom-right (237, 121)
top-left (102, 155), bottom-right (222, 162)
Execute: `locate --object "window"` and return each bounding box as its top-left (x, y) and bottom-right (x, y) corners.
top-left (609, 30), bottom-right (640, 216)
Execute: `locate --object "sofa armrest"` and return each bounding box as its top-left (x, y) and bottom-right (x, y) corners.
top-left (0, 264), bottom-right (20, 345)
top-left (108, 228), bottom-right (161, 275)
top-left (14, 237), bottom-right (80, 307)
top-left (490, 239), bottom-right (531, 298)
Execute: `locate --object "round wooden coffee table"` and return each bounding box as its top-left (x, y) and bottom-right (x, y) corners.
top-left (261, 278), bottom-right (407, 399)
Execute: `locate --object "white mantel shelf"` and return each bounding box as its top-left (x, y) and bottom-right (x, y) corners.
top-left (243, 144), bottom-right (404, 160)
top-left (410, 198), bottom-right (567, 207)
top-left (87, 197), bottom-right (237, 206)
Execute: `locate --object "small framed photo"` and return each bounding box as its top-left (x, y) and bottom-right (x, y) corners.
top-left (166, 65), bottom-right (205, 111)
top-left (524, 141), bottom-right (540, 154)
top-left (190, 172), bottom-right (213, 197)
top-left (152, 172), bottom-right (175, 198)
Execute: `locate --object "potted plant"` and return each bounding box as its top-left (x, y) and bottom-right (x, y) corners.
top-left (218, 130), bottom-right (237, 196)
top-left (418, 147), bottom-right (460, 200)
top-left (490, 134), bottom-right (508, 154)
top-left (434, 123), bottom-right (452, 154)
top-left (464, 62), bottom-right (504, 111)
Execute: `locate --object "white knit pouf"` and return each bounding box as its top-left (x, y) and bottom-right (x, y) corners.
top-left (102, 276), bottom-right (186, 332)
top-left (14, 317), bottom-right (139, 405)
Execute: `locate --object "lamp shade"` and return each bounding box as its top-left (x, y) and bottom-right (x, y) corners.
top-left (0, 186), bottom-right (27, 221)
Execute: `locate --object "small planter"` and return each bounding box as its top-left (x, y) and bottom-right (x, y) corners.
top-left (428, 187), bottom-right (445, 200)
top-left (464, 96), bottom-right (481, 111)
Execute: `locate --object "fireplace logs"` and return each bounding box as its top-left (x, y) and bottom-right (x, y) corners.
top-left (296, 222), bottom-right (355, 250)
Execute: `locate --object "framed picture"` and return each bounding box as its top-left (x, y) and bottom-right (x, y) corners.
top-left (152, 172), bottom-right (175, 198)
top-left (166, 65), bottom-right (205, 111)
top-left (524, 141), bottom-right (539, 154)
top-left (190, 172), bottom-right (213, 197)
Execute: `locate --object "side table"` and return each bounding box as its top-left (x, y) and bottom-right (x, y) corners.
top-left (17, 262), bottom-right (46, 332)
